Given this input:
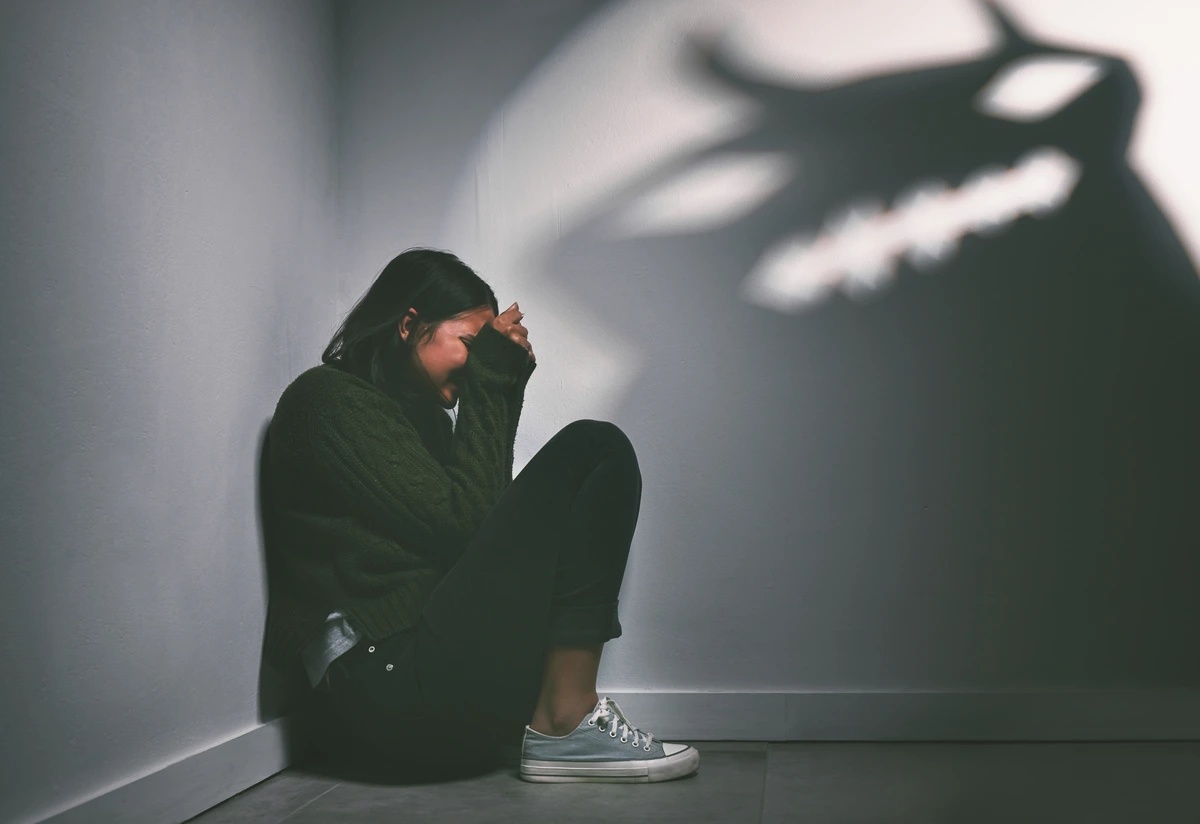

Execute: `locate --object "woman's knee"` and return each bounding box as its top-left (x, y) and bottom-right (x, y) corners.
top-left (559, 419), bottom-right (637, 463)
top-left (560, 420), bottom-right (641, 494)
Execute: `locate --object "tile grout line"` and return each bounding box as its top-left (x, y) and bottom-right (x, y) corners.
top-left (758, 742), bottom-right (771, 824)
top-left (276, 782), bottom-right (342, 824)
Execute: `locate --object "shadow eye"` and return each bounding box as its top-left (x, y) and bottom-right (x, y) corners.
top-left (975, 55), bottom-right (1106, 122)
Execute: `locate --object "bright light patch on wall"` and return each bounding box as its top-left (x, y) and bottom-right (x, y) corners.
top-left (975, 55), bottom-right (1105, 122)
top-left (739, 146), bottom-right (1082, 312)
top-left (606, 152), bottom-right (796, 235)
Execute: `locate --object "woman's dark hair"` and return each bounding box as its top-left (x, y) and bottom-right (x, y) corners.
top-left (322, 248), bottom-right (498, 401)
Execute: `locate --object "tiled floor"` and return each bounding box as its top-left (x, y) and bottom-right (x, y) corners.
top-left (187, 740), bottom-right (1200, 823)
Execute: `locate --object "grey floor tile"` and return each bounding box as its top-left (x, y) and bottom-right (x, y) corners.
top-left (183, 770), bottom-right (338, 824)
top-left (761, 741), bottom-right (1200, 824)
top-left (283, 743), bottom-right (764, 824)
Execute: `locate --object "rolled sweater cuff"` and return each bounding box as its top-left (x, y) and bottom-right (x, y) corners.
top-left (468, 322), bottom-right (534, 385)
top-left (341, 568), bottom-right (444, 642)
top-left (262, 568), bottom-right (444, 673)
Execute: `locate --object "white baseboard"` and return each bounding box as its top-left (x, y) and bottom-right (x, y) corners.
top-left (33, 714), bottom-right (316, 824)
top-left (31, 690), bottom-right (1199, 823)
top-left (602, 689), bottom-right (1200, 741)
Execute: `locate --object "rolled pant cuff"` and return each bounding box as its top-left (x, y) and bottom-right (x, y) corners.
top-left (546, 601), bottom-right (623, 646)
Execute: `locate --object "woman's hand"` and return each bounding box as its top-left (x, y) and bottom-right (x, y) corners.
top-left (491, 302), bottom-right (535, 364)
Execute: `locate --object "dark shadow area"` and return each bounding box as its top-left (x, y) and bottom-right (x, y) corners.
top-left (294, 722), bottom-right (522, 786)
top-left (255, 417), bottom-right (319, 772)
top-left (336, 0), bottom-right (618, 244)
top-left (539, 0), bottom-right (1200, 684)
top-left (297, 682), bottom-right (531, 784)
top-left (256, 420), bottom-right (295, 718)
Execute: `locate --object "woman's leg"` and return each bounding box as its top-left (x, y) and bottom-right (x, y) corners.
top-left (414, 418), bottom-right (641, 738)
top-left (528, 642), bottom-right (604, 736)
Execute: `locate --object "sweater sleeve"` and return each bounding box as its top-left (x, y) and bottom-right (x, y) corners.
top-left (503, 354), bottom-right (538, 483)
top-left (300, 322), bottom-right (535, 568)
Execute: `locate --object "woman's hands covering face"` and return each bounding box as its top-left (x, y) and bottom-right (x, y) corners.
top-left (490, 302), bottom-right (535, 364)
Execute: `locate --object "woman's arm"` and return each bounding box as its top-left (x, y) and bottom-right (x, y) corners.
top-left (290, 322), bottom-right (535, 568)
top-left (502, 353), bottom-right (537, 484)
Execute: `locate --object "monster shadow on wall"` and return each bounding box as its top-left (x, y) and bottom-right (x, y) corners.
top-left (539, 1), bottom-right (1199, 678)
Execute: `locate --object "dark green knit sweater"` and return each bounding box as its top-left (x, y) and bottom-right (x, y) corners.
top-left (261, 321), bottom-right (536, 676)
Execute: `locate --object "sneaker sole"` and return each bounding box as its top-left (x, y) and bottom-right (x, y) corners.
top-left (519, 747), bottom-right (700, 783)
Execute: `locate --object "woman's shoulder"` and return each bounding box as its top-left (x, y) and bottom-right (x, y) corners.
top-left (275, 363), bottom-right (386, 422)
top-left (287, 362), bottom-right (362, 391)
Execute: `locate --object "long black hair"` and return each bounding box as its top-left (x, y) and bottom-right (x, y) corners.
top-left (322, 248), bottom-right (498, 404)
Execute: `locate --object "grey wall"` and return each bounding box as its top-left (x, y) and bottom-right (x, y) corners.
top-left (2, 0), bottom-right (1197, 820)
top-left (0, 2), bottom-right (338, 822)
top-left (335, 0), bottom-right (611, 306)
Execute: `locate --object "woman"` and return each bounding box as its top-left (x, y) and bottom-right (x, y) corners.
top-left (261, 248), bottom-right (700, 783)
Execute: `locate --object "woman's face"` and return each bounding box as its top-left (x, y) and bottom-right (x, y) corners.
top-left (400, 305), bottom-right (497, 408)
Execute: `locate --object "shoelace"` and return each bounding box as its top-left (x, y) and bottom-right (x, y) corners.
top-left (589, 697), bottom-right (655, 750)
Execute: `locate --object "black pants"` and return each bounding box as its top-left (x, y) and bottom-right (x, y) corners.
top-left (323, 419), bottom-right (641, 763)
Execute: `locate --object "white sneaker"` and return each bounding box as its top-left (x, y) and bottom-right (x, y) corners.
top-left (519, 696), bottom-right (700, 783)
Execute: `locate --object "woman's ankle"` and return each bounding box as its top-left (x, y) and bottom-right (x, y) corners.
top-left (528, 718), bottom-right (573, 736)
top-left (529, 692), bottom-right (600, 735)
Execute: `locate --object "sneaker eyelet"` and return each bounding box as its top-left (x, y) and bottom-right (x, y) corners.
top-left (644, 744), bottom-right (651, 751)
top-left (609, 731), bottom-right (616, 738)
top-left (587, 720), bottom-right (596, 727)
top-left (621, 737), bottom-right (628, 744)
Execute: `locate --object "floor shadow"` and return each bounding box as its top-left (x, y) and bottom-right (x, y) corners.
top-left (295, 692), bottom-right (527, 785)
top-left (295, 745), bottom-right (516, 787)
